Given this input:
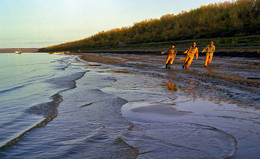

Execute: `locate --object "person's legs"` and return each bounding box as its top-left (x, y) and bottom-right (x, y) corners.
top-left (186, 56), bottom-right (194, 68)
top-left (169, 54), bottom-right (176, 65)
top-left (165, 56), bottom-right (171, 68)
top-left (167, 58), bottom-right (173, 69)
top-left (205, 54), bottom-right (209, 67)
top-left (184, 56), bottom-right (189, 65)
top-left (168, 55), bottom-right (175, 68)
top-left (183, 56), bottom-right (189, 69)
top-left (165, 56), bottom-right (171, 64)
top-left (207, 55), bottom-right (213, 65)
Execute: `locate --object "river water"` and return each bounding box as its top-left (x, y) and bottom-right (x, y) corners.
top-left (0, 53), bottom-right (259, 158)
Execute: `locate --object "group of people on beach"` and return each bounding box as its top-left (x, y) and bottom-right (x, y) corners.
top-left (161, 41), bottom-right (215, 69)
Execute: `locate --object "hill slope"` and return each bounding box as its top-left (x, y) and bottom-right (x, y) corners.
top-left (39, 0), bottom-right (260, 52)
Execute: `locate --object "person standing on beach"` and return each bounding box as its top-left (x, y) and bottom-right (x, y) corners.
top-left (183, 42), bottom-right (199, 69)
top-left (202, 41), bottom-right (215, 67)
top-left (161, 43), bottom-right (177, 69)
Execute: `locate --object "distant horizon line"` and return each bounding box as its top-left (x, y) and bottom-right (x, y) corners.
top-left (0, 47), bottom-right (39, 50)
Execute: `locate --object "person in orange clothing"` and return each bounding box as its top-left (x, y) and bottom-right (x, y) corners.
top-left (161, 43), bottom-right (177, 69)
top-left (202, 41), bottom-right (215, 67)
top-left (182, 42), bottom-right (199, 69)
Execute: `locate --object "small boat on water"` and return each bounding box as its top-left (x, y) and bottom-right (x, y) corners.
top-left (15, 50), bottom-right (22, 54)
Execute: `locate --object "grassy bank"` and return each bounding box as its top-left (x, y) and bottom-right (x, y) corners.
top-left (71, 36), bottom-right (260, 57)
top-left (39, 0), bottom-right (260, 53)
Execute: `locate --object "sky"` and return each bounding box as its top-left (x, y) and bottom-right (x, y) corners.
top-left (0, 0), bottom-right (232, 48)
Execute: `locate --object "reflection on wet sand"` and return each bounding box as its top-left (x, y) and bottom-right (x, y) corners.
top-left (131, 104), bottom-right (192, 116)
top-left (166, 80), bottom-right (177, 91)
top-left (204, 66), bottom-right (214, 72)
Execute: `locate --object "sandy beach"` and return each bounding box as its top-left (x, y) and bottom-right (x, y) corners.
top-left (79, 53), bottom-right (260, 107)
top-left (75, 52), bottom-right (260, 158)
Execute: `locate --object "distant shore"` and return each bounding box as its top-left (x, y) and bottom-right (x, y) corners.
top-left (0, 48), bottom-right (38, 53)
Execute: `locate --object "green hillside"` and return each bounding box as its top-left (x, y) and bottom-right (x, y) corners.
top-left (39, 0), bottom-right (260, 52)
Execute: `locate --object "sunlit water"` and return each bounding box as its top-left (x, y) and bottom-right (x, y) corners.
top-left (0, 53), bottom-right (87, 156)
top-left (0, 53), bottom-right (69, 146)
top-left (0, 53), bottom-right (259, 159)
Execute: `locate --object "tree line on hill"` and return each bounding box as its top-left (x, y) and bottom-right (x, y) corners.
top-left (39, 0), bottom-right (260, 52)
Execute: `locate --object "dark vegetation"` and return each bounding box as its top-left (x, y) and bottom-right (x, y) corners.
top-left (39, 0), bottom-right (260, 52)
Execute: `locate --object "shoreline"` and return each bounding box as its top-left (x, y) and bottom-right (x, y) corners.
top-left (75, 47), bottom-right (260, 57)
top-left (73, 43), bottom-right (260, 57)
top-left (0, 48), bottom-right (38, 53)
top-left (78, 53), bottom-right (260, 107)
top-left (39, 35), bottom-right (260, 57)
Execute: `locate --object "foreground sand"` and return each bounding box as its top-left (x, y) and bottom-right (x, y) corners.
top-left (75, 52), bottom-right (260, 158)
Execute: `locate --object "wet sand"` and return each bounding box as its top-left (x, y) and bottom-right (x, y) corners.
top-left (79, 53), bottom-right (260, 107)
top-left (78, 53), bottom-right (260, 158)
